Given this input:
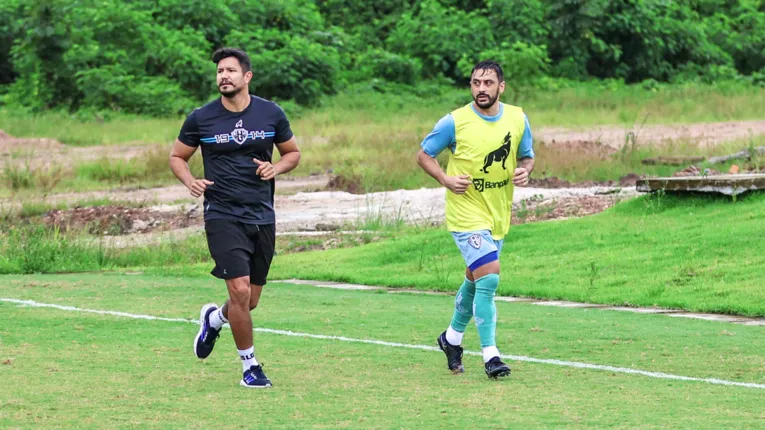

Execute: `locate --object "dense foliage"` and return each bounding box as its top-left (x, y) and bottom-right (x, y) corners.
top-left (1, 0), bottom-right (764, 115)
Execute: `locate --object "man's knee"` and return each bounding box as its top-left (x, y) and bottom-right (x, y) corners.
top-left (226, 276), bottom-right (251, 305)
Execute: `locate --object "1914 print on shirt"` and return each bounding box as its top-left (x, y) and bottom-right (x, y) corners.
top-left (177, 95), bottom-right (294, 225)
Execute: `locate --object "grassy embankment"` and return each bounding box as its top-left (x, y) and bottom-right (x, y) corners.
top-left (2, 191), bottom-right (764, 317)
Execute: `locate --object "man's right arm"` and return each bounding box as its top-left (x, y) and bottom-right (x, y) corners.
top-left (169, 110), bottom-right (213, 198)
top-left (415, 114), bottom-right (471, 194)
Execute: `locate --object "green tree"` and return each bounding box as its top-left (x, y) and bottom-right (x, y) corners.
top-left (387, 0), bottom-right (495, 81)
top-left (547, 0), bottom-right (733, 82)
top-left (458, 41), bottom-right (551, 99)
top-left (226, 29), bottom-right (342, 106)
top-left (0, 0), bottom-right (21, 87)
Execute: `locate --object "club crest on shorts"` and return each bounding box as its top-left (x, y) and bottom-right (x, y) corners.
top-left (468, 234), bottom-right (482, 249)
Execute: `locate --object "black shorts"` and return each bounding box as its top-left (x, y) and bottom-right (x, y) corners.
top-left (204, 219), bottom-right (276, 285)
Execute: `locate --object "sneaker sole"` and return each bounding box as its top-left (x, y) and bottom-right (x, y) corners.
top-left (437, 335), bottom-right (464, 374)
top-left (486, 368), bottom-right (512, 379)
top-left (193, 303), bottom-right (217, 359)
top-left (240, 379), bottom-right (272, 388)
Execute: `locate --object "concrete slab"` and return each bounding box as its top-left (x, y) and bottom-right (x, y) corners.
top-left (667, 313), bottom-right (759, 324)
top-left (387, 289), bottom-right (449, 296)
top-left (600, 306), bottom-right (681, 314)
top-left (495, 297), bottom-right (537, 303)
top-left (531, 301), bottom-right (605, 308)
top-left (738, 320), bottom-right (765, 327)
top-left (636, 173), bottom-right (765, 196)
top-left (315, 284), bottom-right (382, 291)
top-left (276, 279), bottom-right (381, 290)
top-left (276, 279), bottom-right (332, 285)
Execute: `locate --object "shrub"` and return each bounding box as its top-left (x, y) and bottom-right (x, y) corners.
top-left (352, 49), bottom-right (422, 85)
top-left (387, 0), bottom-right (494, 81)
top-left (226, 29), bottom-right (342, 106)
top-left (457, 41), bottom-right (551, 98)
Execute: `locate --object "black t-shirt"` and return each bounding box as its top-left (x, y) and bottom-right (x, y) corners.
top-left (177, 95), bottom-right (294, 225)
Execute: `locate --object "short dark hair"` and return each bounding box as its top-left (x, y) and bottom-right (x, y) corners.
top-left (211, 47), bottom-right (252, 73)
top-left (471, 60), bottom-right (504, 82)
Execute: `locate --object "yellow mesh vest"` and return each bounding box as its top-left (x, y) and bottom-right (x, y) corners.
top-left (445, 103), bottom-right (526, 240)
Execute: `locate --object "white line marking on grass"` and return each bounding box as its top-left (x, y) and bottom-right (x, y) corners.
top-left (3, 297), bottom-right (764, 390)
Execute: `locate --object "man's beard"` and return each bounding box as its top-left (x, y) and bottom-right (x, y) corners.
top-left (474, 91), bottom-right (499, 109)
top-left (218, 83), bottom-right (239, 97)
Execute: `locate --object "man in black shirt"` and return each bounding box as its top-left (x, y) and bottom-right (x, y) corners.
top-left (169, 47), bottom-right (301, 388)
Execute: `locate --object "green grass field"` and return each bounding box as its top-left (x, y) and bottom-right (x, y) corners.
top-left (265, 192), bottom-right (765, 317)
top-left (0, 273), bottom-right (763, 428)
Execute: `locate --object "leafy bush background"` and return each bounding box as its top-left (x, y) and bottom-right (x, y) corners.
top-left (1, 0), bottom-right (764, 115)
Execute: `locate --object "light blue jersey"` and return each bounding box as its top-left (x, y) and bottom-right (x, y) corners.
top-left (421, 103), bottom-right (534, 159)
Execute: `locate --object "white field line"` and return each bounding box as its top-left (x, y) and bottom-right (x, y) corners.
top-left (2, 297), bottom-right (764, 390)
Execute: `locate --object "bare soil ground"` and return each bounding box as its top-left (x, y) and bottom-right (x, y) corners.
top-left (32, 185), bottom-right (638, 248)
top-left (6, 119), bottom-right (764, 249)
top-left (0, 130), bottom-right (149, 169)
top-left (536, 119), bottom-right (765, 149)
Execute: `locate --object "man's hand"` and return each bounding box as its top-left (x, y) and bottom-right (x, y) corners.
top-left (253, 158), bottom-right (278, 180)
top-left (513, 167), bottom-right (529, 186)
top-left (443, 175), bottom-right (472, 194)
top-left (189, 179), bottom-right (214, 198)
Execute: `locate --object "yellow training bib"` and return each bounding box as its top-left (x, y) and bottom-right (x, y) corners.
top-left (445, 103), bottom-right (526, 240)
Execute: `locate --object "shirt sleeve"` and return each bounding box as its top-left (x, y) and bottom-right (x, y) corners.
top-left (517, 114), bottom-right (534, 159)
top-left (177, 109), bottom-right (201, 147)
top-left (420, 113), bottom-right (456, 158)
top-left (273, 104), bottom-right (294, 144)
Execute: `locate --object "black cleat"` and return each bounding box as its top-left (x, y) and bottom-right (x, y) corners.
top-left (241, 364), bottom-right (272, 388)
top-left (194, 303), bottom-right (221, 359)
top-left (484, 356), bottom-right (511, 379)
top-left (437, 331), bottom-right (464, 374)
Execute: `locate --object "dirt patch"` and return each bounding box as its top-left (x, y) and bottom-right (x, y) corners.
top-left (538, 139), bottom-right (619, 158)
top-left (671, 162), bottom-right (765, 177)
top-left (528, 173), bottom-right (644, 188)
top-left (528, 177), bottom-right (607, 188)
top-left (512, 194), bottom-right (625, 224)
top-left (278, 174), bottom-right (331, 193)
top-left (0, 129), bottom-right (153, 170)
top-left (672, 165), bottom-right (721, 177)
top-left (28, 185), bottom-right (639, 250)
top-left (617, 173), bottom-right (643, 187)
top-left (537, 120), bottom-right (765, 150)
top-left (327, 174), bottom-right (365, 194)
top-left (68, 144), bottom-right (151, 163)
top-left (42, 204), bottom-right (201, 235)
top-left (0, 130), bottom-right (67, 155)
top-left (278, 232), bottom-right (386, 255)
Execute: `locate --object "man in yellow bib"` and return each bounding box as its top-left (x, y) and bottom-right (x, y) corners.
top-left (416, 60), bottom-right (535, 379)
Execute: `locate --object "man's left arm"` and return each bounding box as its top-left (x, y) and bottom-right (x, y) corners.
top-left (254, 137), bottom-right (301, 180)
top-left (253, 107), bottom-right (302, 180)
top-left (513, 114), bottom-right (535, 186)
